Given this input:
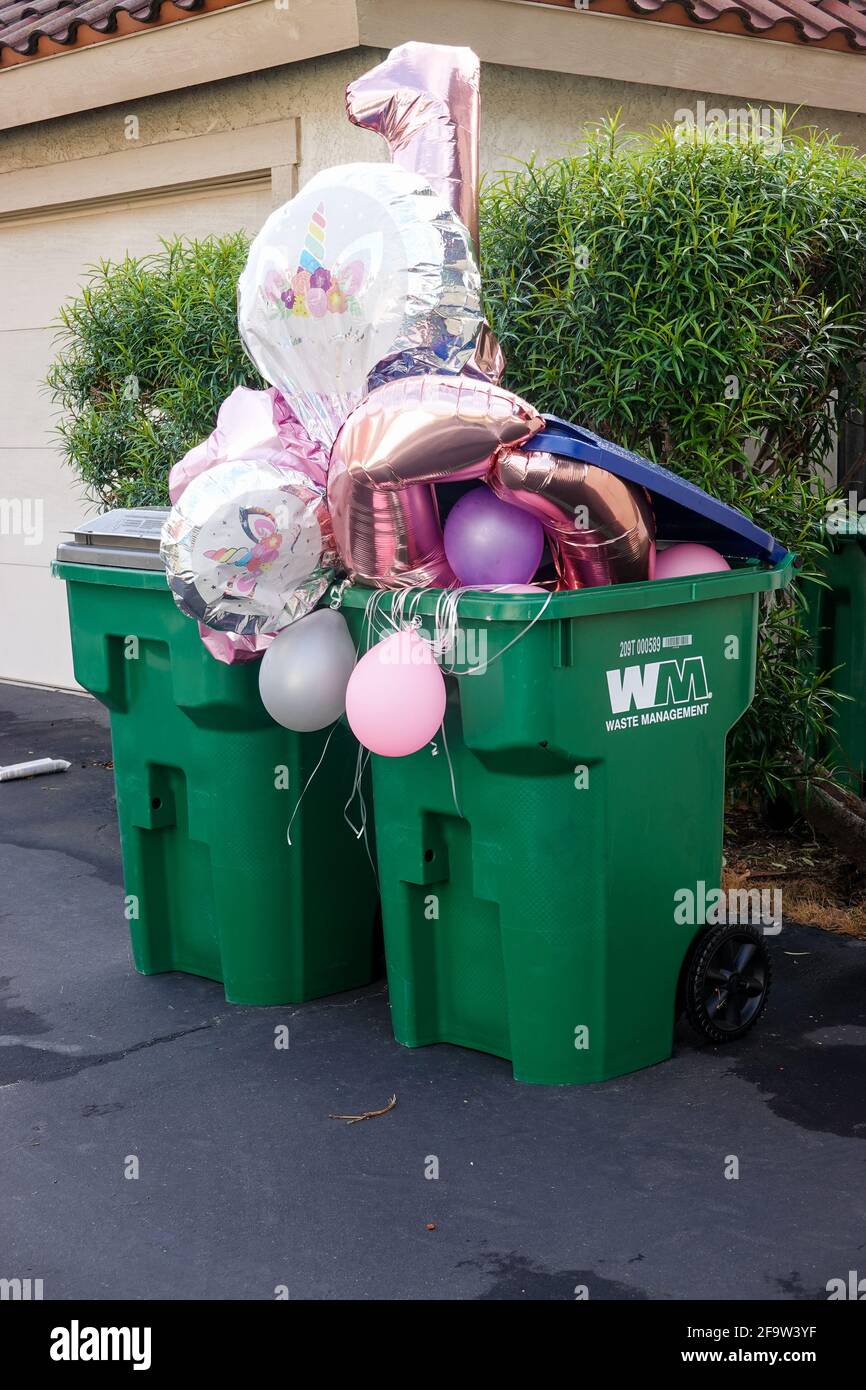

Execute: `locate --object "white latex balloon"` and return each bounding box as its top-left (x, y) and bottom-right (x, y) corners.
top-left (258, 608), bottom-right (357, 732)
top-left (237, 162), bottom-right (486, 448)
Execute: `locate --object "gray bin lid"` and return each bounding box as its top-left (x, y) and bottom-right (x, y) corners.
top-left (56, 508), bottom-right (169, 571)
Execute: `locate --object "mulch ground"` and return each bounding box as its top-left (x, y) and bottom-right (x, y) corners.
top-left (724, 804), bottom-right (866, 939)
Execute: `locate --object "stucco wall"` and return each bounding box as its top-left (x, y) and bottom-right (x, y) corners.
top-left (2, 46), bottom-right (865, 184)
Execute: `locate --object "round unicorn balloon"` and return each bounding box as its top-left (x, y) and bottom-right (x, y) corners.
top-left (161, 458), bottom-right (337, 637)
top-left (237, 163), bottom-right (487, 448)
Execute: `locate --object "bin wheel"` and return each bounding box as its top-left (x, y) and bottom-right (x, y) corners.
top-left (685, 924), bottom-right (771, 1044)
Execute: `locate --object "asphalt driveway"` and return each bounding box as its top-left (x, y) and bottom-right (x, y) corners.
top-left (1, 682), bottom-right (864, 1301)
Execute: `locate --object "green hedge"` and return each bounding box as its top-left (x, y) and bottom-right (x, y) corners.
top-left (481, 119), bottom-right (866, 798)
top-left (46, 234), bottom-right (259, 509)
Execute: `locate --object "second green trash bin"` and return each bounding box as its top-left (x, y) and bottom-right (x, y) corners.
top-left (54, 510), bottom-right (378, 1006)
top-left (341, 553), bottom-right (792, 1085)
top-left (802, 522), bottom-right (866, 796)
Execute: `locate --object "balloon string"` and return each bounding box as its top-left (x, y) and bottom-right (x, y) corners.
top-left (329, 577), bottom-right (350, 610)
top-left (388, 587), bottom-right (407, 632)
top-left (430, 585), bottom-right (555, 674)
top-left (434, 585), bottom-right (469, 671)
top-left (336, 583), bottom-right (555, 830)
top-left (286, 723), bottom-right (338, 847)
top-left (353, 582), bottom-right (555, 672)
top-left (470, 589), bottom-right (554, 670)
top-left (362, 587), bottom-right (396, 645)
top-left (343, 741), bottom-right (368, 839)
top-left (343, 745), bottom-right (379, 890)
top-left (438, 714), bottom-right (462, 819)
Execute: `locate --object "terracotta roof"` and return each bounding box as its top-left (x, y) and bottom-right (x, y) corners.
top-left (532, 0), bottom-right (866, 49)
top-left (1, 0), bottom-right (865, 67)
top-left (0, 0), bottom-right (246, 65)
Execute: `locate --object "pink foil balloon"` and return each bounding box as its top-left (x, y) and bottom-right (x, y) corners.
top-left (345, 630), bottom-right (447, 757)
top-left (169, 386), bottom-right (327, 504)
top-left (196, 627), bottom-right (272, 666)
top-left (327, 375), bottom-right (543, 588)
top-left (492, 446), bottom-right (655, 589)
top-left (346, 41), bottom-right (504, 385)
top-left (654, 543), bottom-right (730, 579)
top-left (168, 386), bottom-right (329, 663)
top-left (347, 41), bottom-right (481, 250)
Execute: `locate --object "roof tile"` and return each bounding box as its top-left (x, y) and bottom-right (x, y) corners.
top-left (0, 0), bottom-right (225, 61)
top-left (1, 0), bottom-right (865, 65)
top-left (556, 0), bottom-right (866, 47)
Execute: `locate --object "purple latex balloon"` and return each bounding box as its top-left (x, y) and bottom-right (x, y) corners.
top-left (443, 486), bottom-right (544, 586)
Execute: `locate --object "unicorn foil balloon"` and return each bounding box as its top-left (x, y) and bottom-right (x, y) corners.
top-left (237, 163), bottom-right (490, 449)
top-left (161, 457), bottom-right (337, 638)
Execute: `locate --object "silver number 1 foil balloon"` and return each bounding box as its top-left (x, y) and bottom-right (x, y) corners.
top-left (492, 447), bottom-right (656, 588)
top-left (237, 162), bottom-right (490, 449)
top-left (346, 42), bottom-right (504, 385)
top-left (327, 375), bottom-right (543, 589)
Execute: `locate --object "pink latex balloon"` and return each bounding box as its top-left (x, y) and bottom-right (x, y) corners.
top-left (345, 630), bottom-right (447, 757)
top-left (654, 543), bottom-right (730, 579)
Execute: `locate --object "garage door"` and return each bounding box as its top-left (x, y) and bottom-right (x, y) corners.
top-left (0, 176), bottom-right (275, 689)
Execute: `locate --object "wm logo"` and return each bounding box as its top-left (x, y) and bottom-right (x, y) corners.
top-left (607, 657), bottom-right (711, 714)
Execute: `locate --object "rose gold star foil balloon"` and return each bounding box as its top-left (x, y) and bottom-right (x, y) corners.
top-left (492, 447), bottom-right (656, 588)
top-left (328, 375), bottom-right (543, 588)
top-left (346, 41), bottom-right (504, 385)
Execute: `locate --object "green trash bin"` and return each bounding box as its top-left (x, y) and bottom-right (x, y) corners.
top-left (340, 553), bottom-right (793, 1085)
top-left (802, 524), bottom-right (866, 796)
top-left (54, 510), bottom-right (378, 1006)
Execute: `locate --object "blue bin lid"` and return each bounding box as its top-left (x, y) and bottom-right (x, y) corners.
top-left (524, 417), bottom-right (787, 563)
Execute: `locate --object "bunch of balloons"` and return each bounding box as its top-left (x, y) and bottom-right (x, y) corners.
top-left (160, 41), bottom-right (730, 760)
